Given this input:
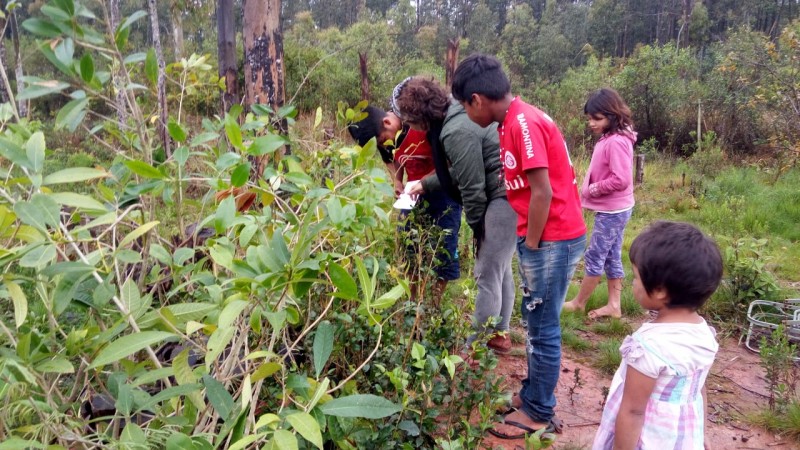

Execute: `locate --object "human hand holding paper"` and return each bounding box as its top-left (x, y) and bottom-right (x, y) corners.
top-left (393, 180), bottom-right (421, 209)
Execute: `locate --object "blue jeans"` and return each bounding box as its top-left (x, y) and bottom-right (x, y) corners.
top-left (516, 234), bottom-right (586, 422)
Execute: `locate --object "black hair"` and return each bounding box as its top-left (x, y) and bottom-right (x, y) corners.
top-left (583, 88), bottom-right (633, 135)
top-left (346, 105), bottom-right (394, 164)
top-left (629, 221), bottom-right (723, 310)
top-left (347, 105), bottom-right (387, 147)
top-left (451, 53), bottom-right (511, 103)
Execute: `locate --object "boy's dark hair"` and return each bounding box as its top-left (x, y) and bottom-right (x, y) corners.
top-left (629, 221), bottom-right (722, 310)
top-left (347, 105), bottom-right (387, 147)
top-left (346, 105), bottom-right (394, 163)
top-left (451, 53), bottom-right (511, 103)
top-left (583, 88), bottom-right (633, 135)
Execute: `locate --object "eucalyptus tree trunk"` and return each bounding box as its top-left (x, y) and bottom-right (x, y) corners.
top-left (217, 0), bottom-right (238, 113)
top-left (0, 11), bottom-right (9, 105)
top-left (10, 9), bottom-right (25, 117)
top-left (358, 52), bottom-right (369, 101)
top-left (445, 38), bottom-right (460, 91)
top-left (109, 0), bottom-right (128, 123)
top-left (243, 0), bottom-right (286, 161)
top-left (170, 1), bottom-right (185, 59)
top-left (147, 0), bottom-right (170, 157)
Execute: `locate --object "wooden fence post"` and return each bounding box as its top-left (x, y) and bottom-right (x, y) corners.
top-left (635, 153), bottom-right (645, 185)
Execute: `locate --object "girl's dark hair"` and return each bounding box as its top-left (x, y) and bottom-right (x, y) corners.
top-left (394, 77), bottom-right (450, 127)
top-left (629, 221), bottom-right (722, 311)
top-left (583, 88), bottom-right (633, 135)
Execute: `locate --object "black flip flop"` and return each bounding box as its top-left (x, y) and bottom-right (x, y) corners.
top-left (487, 414), bottom-right (557, 440)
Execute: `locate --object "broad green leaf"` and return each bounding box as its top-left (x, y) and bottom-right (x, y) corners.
top-left (313, 107), bottom-right (322, 129)
top-left (21, 18), bottom-right (62, 38)
top-left (228, 434), bottom-right (266, 450)
top-left (286, 412), bottom-right (323, 449)
top-left (251, 361), bottom-right (282, 383)
top-left (53, 0), bottom-right (76, 16)
top-left (247, 134), bottom-right (284, 156)
top-left (231, 162), bottom-right (250, 187)
top-left (137, 303), bottom-right (217, 329)
top-left (319, 394), bottom-right (401, 419)
top-left (117, 10), bottom-right (148, 35)
top-left (17, 78), bottom-right (70, 101)
top-left (53, 37), bottom-right (74, 68)
top-left (214, 196), bottom-right (236, 234)
top-left (119, 221), bottom-right (160, 249)
top-left (241, 374), bottom-right (252, 409)
top-left (224, 116), bottom-right (243, 149)
top-left (89, 331), bottom-right (175, 369)
top-left (168, 119), bottom-right (187, 142)
top-left (203, 374), bottom-right (234, 421)
top-left (166, 434), bottom-right (197, 450)
top-left (209, 244), bottom-right (233, 271)
top-left (411, 342), bottom-right (425, 361)
top-left (174, 145), bottom-right (189, 166)
top-left (328, 262), bottom-right (357, 300)
top-left (145, 48), bottom-right (158, 86)
top-left (55, 97), bottom-right (89, 132)
top-left (312, 321), bottom-right (334, 378)
top-left (0, 437), bottom-right (44, 449)
top-left (19, 243), bottom-right (57, 268)
top-left (0, 136), bottom-right (32, 170)
top-left (255, 413), bottom-right (281, 429)
top-left (25, 132), bottom-right (45, 173)
top-left (120, 423), bottom-right (146, 444)
top-left (121, 277), bottom-right (149, 319)
top-left (149, 243), bottom-right (171, 265)
top-left (14, 194), bottom-right (60, 231)
top-left (205, 326), bottom-right (235, 369)
top-left (191, 131), bottom-right (219, 147)
top-left (125, 160), bottom-right (164, 179)
top-left (79, 54), bottom-right (94, 83)
top-left (306, 377), bottom-right (330, 411)
top-left (49, 192), bottom-right (106, 212)
top-left (4, 280), bottom-right (27, 328)
top-left (35, 356), bottom-right (74, 374)
top-left (218, 300), bottom-right (249, 329)
top-left (372, 284), bottom-right (405, 310)
top-left (268, 430), bottom-right (298, 450)
top-left (43, 167), bottom-right (108, 185)
top-left (285, 171), bottom-right (313, 187)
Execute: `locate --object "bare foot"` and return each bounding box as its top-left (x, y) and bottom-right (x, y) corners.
top-left (489, 410), bottom-right (552, 439)
top-left (587, 304), bottom-right (622, 320)
top-left (562, 300), bottom-right (585, 313)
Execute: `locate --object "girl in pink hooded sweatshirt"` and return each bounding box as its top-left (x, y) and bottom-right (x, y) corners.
top-left (563, 88), bottom-right (636, 319)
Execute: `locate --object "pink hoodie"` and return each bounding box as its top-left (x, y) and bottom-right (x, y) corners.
top-left (580, 131), bottom-right (636, 212)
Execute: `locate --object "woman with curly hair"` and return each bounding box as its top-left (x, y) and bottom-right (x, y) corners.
top-left (394, 76), bottom-right (518, 354)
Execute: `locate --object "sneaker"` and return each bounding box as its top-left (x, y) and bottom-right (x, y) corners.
top-left (487, 333), bottom-right (512, 355)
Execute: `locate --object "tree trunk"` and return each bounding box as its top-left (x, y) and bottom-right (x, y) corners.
top-left (109, 0), bottom-right (128, 124)
top-left (217, 0), bottom-right (239, 113)
top-left (243, 0), bottom-right (286, 164)
top-left (0, 12), bottom-right (9, 105)
top-left (171, 1), bottom-right (185, 59)
top-left (10, 9), bottom-right (25, 117)
top-left (358, 52), bottom-right (369, 101)
top-left (242, 0), bottom-right (285, 119)
top-left (148, 0), bottom-right (170, 157)
top-left (444, 38), bottom-right (460, 91)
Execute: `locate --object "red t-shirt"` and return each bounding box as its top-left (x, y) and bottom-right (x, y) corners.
top-left (394, 129), bottom-right (434, 182)
top-left (499, 97), bottom-right (586, 240)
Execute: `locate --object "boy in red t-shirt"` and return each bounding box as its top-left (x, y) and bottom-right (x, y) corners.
top-left (452, 54), bottom-right (586, 438)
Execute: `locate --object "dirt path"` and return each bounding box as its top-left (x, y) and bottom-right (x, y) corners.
top-left (479, 323), bottom-right (798, 450)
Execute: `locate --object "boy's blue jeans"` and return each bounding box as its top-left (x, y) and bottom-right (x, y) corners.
top-left (516, 234), bottom-right (586, 423)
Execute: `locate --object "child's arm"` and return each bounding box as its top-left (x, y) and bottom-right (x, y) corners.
top-left (613, 366), bottom-right (657, 450)
top-left (702, 386), bottom-right (709, 450)
top-left (384, 161), bottom-right (404, 196)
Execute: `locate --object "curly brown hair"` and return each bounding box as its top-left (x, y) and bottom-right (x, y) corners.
top-left (394, 77), bottom-right (450, 129)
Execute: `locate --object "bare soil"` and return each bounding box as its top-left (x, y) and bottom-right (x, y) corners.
top-left (479, 319), bottom-right (799, 450)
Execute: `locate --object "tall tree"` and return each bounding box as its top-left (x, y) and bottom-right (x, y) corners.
top-left (109, 0), bottom-right (128, 123)
top-left (217, 0), bottom-right (238, 112)
top-left (170, 1), bottom-right (185, 59)
top-left (0, 3), bottom-right (9, 105)
top-left (148, 0), bottom-right (170, 156)
top-left (9, 4), bottom-right (25, 117)
top-left (243, 0), bottom-right (285, 114)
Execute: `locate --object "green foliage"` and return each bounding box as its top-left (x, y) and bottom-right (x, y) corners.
top-left (595, 338), bottom-right (622, 376)
top-left (758, 325), bottom-right (798, 412)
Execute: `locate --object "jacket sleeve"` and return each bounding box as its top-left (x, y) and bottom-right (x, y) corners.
top-left (440, 128), bottom-right (487, 228)
top-left (587, 138), bottom-right (633, 197)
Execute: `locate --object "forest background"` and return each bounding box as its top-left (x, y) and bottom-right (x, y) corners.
top-left (0, 0), bottom-right (798, 449)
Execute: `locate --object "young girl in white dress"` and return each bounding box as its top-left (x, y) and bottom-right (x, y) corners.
top-left (592, 221), bottom-right (723, 450)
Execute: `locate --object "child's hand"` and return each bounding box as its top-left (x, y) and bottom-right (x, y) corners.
top-left (407, 182), bottom-right (424, 196)
top-left (393, 181), bottom-right (404, 197)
